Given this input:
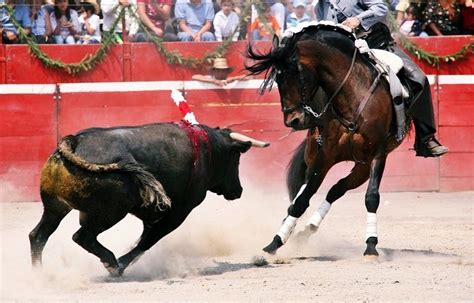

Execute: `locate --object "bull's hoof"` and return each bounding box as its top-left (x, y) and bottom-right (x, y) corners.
top-left (262, 235), bottom-right (283, 255)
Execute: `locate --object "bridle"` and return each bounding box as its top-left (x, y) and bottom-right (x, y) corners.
top-left (282, 44), bottom-right (385, 164)
top-left (281, 46), bottom-right (358, 123)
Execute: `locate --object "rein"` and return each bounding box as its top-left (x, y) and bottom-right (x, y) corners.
top-left (289, 43), bottom-right (384, 163)
top-left (283, 46), bottom-right (358, 120)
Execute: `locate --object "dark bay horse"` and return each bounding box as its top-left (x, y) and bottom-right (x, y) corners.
top-left (246, 23), bottom-right (408, 257)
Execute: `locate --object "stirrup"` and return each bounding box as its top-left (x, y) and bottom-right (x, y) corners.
top-left (415, 137), bottom-right (449, 158)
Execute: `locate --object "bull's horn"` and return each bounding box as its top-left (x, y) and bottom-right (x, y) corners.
top-left (230, 132), bottom-right (270, 148)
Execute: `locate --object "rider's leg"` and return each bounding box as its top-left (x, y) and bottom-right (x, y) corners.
top-left (413, 116), bottom-right (449, 157)
top-left (392, 48), bottom-right (448, 157)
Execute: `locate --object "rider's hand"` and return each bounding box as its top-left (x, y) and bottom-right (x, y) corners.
top-left (342, 17), bottom-right (361, 29)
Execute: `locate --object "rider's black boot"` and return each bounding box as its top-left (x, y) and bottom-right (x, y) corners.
top-left (413, 119), bottom-right (449, 157)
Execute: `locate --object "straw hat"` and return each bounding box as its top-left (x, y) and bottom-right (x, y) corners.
top-left (212, 58), bottom-right (232, 70)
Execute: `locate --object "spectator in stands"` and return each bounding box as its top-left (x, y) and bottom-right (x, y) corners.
top-left (192, 57), bottom-right (253, 86)
top-left (48, 0), bottom-right (80, 44)
top-left (175, 0), bottom-right (215, 42)
top-left (286, 0), bottom-right (310, 30)
top-left (76, 1), bottom-right (101, 44)
top-left (213, 0), bottom-right (240, 41)
top-left (31, 0), bottom-right (54, 43)
top-left (399, 5), bottom-right (427, 36)
top-left (251, 0), bottom-right (286, 32)
top-left (135, 0), bottom-right (178, 41)
top-left (0, 0), bottom-right (32, 44)
top-left (459, 0), bottom-right (474, 34)
top-left (250, 3), bottom-right (281, 40)
top-left (101, 0), bottom-right (139, 43)
top-left (423, 0), bottom-right (462, 36)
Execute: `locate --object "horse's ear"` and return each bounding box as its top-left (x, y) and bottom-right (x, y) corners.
top-left (272, 35), bottom-right (280, 49)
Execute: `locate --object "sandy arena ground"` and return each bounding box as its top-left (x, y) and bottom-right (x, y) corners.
top-left (1, 187), bottom-right (472, 302)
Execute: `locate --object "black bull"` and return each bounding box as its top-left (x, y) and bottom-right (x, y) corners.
top-left (29, 122), bottom-right (269, 276)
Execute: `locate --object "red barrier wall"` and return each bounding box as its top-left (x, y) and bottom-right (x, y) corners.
top-left (0, 37), bottom-right (473, 202)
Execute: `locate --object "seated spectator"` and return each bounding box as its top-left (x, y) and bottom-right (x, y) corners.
top-left (399, 5), bottom-right (427, 37)
top-left (250, 3), bottom-right (281, 40)
top-left (251, 0), bottom-right (286, 32)
top-left (175, 0), bottom-right (215, 42)
top-left (31, 0), bottom-right (54, 43)
top-left (286, 0), bottom-right (310, 30)
top-left (76, 1), bottom-right (101, 44)
top-left (0, 0), bottom-right (32, 44)
top-left (47, 0), bottom-right (80, 44)
top-left (423, 0), bottom-right (462, 36)
top-left (135, 0), bottom-right (178, 42)
top-left (101, 0), bottom-right (139, 43)
top-left (213, 0), bottom-right (239, 41)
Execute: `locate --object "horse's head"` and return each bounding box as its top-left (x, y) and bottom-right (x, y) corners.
top-left (245, 24), bottom-right (358, 130)
top-left (245, 35), bottom-right (325, 130)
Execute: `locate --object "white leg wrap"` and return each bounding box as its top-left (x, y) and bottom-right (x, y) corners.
top-left (291, 184), bottom-right (307, 203)
top-left (277, 215), bottom-right (298, 244)
top-left (366, 212), bottom-right (377, 240)
top-left (307, 200), bottom-right (331, 227)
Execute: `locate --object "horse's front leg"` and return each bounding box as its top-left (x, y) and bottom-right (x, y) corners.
top-left (363, 154), bottom-right (387, 258)
top-left (294, 162), bottom-right (371, 242)
top-left (263, 162), bottom-right (331, 254)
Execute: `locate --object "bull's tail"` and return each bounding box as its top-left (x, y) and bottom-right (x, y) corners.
top-left (58, 135), bottom-right (171, 211)
top-left (287, 139), bottom-right (307, 201)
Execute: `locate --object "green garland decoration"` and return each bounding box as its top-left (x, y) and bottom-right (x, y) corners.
top-left (386, 12), bottom-right (474, 68)
top-left (2, 4), bottom-right (125, 75)
top-left (1, 2), bottom-right (472, 74)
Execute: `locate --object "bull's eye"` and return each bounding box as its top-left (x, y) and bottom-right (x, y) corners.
top-left (276, 69), bottom-right (282, 75)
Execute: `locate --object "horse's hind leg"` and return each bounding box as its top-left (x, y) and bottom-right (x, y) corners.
top-left (72, 210), bottom-right (127, 276)
top-left (295, 163), bottom-right (371, 241)
top-left (29, 192), bottom-right (72, 267)
top-left (363, 155), bottom-right (387, 258)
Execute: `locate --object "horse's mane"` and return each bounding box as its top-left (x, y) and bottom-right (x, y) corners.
top-left (245, 23), bottom-right (357, 94)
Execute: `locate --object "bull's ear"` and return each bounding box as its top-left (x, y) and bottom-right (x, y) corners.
top-left (232, 141), bottom-right (252, 154)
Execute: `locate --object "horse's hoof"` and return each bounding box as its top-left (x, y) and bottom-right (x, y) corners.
top-left (103, 262), bottom-right (123, 277)
top-left (262, 235), bottom-right (283, 255)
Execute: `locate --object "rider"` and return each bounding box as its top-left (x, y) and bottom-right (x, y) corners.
top-left (314, 0), bottom-right (448, 157)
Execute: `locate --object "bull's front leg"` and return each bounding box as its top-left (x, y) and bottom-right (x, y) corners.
top-left (117, 211), bottom-right (188, 275)
top-left (263, 166), bottom-right (329, 255)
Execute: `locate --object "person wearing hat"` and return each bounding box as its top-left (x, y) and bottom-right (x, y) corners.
top-left (286, 0), bottom-right (311, 30)
top-left (76, 1), bottom-right (101, 44)
top-left (192, 57), bottom-right (252, 86)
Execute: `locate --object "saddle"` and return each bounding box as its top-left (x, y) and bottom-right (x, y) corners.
top-left (356, 39), bottom-right (410, 141)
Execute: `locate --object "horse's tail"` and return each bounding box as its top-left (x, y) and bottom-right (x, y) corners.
top-left (287, 139), bottom-right (307, 201)
top-left (57, 135), bottom-right (171, 211)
